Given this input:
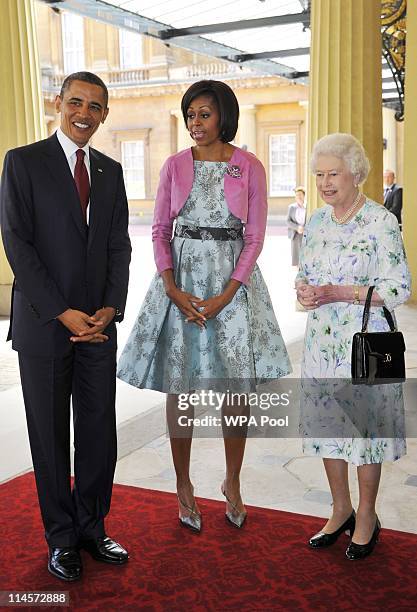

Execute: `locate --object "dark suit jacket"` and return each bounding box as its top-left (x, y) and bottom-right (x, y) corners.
top-left (384, 183), bottom-right (402, 225)
top-left (0, 133), bottom-right (131, 356)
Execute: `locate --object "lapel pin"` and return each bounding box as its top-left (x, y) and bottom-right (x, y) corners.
top-left (98, 168), bottom-right (103, 173)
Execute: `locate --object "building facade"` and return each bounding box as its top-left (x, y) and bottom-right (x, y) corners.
top-left (35, 2), bottom-right (308, 217)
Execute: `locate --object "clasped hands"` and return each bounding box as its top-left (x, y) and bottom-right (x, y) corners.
top-left (57, 306), bottom-right (116, 343)
top-left (296, 283), bottom-right (339, 310)
top-left (167, 287), bottom-right (229, 328)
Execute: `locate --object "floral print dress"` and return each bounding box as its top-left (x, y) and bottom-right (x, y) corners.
top-left (117, 161), bottom-right (291, 394)
top-left (296, 199), bottom-right (411, 465)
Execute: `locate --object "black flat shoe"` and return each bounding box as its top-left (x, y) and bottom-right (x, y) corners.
top-left (346, 516), bottom-right (381, 560)
top-left (309, 510), bottom-right (356, 548)
top-left (48, 547), bottom-right (82, 581)
top-left (80, 536), bottom-right (129, 565)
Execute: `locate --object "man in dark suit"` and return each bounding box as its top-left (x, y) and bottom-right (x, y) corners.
top-left (0, 72), bottom-right (131, 581)
top-left (383, 169), bottom-right (403, 228)
top-left (286, 186), bottom-right (306, 267)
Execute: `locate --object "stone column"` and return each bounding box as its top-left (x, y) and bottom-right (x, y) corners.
top-left (237, 106), bottom-right (257, 154)
top-left (382, 107), bottom-right (397, 173)
top-left (403, 0), bottom-right (417, 302)
top-left (0, 0), bottom-right (46, 314)
top-left (307, 0), bottom-right (383, 212)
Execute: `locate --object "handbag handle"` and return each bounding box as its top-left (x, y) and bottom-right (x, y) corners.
top-left (361, 286), bottom-right (396, 332)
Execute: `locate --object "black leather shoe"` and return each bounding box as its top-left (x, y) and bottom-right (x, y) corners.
top-left (346, 516), bottom-right (381, 560)
top-left (80, 536), bottom-right (129, 564)
top-left (309, 510), bottom-right (356, 548)
top-left (48, 547), bottom-right (82, 581)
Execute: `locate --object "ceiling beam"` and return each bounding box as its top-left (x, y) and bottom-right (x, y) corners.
top-left (285, 70), bottom-right (309, 80)
top-left (158, 12), bottom-right (311, 40)
top-left (224, 47), bottom-right (310, 63)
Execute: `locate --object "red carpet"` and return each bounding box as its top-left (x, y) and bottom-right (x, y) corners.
top-left (0, 473), bottom-right (416, 611)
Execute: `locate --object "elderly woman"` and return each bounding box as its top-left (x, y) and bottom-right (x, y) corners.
top-left (296, 133), bottom-right (411, 560)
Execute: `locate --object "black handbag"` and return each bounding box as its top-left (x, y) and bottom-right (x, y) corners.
top-left (351, 286), bottom-right (406, 385)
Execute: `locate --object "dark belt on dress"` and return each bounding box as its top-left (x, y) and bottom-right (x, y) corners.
top-left (174, 224), bottom-right (243, 241)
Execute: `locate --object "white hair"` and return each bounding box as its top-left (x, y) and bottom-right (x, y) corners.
top-left (310, 133), bottom-right (370, 184)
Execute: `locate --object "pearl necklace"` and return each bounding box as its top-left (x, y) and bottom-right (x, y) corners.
top-left (331, 192), bottom-right (362, 224)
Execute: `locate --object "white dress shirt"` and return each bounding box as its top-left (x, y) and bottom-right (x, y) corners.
top-left (56, 128), bottom-right (91, 223)
top-left (295, 204), bottom-right (306, 226)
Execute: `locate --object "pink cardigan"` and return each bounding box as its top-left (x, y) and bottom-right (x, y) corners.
top-left (152, 146), bottom-right (268, 285)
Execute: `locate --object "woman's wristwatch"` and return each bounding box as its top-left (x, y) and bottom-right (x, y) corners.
top-left (353, 286), bottom-right (361, 305)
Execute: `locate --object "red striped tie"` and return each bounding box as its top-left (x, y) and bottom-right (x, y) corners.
top-left (74, 149), bottom-right (90, 223)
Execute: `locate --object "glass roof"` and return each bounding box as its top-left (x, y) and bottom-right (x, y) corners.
top-left (40, 0), bottom-right (397, 101)
top-left (115, 0), bottom-right (305, 27)
top-left (104, 0), bottom-right (311, 73)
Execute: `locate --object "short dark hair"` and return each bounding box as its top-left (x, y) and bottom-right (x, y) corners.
top-left (181, 80), bottom-right (239, 143)
top-left (60, 71), bottom-right (109, 107)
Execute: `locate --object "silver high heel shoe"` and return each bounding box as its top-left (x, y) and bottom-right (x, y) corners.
top-left (177, 494), bottom-right (202, 532)
top-left (221, 482), bottom-right (247, 528)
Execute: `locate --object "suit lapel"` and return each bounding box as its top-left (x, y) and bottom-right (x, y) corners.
top-left (87, 148), bottom-right (105, 251)
top-left (42, 134), bottom-right (87, 239)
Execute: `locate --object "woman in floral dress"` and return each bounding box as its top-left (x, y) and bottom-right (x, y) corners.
top-left (296, 133), bottom-right (411, 560)
top-left (118, 80), bottom-right (291, 531)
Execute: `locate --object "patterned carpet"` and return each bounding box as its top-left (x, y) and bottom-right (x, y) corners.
top-left (1, 473), bottom-right (416, 611)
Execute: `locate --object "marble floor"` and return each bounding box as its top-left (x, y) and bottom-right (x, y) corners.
top-left (1, 229), bottom-right (417, 535)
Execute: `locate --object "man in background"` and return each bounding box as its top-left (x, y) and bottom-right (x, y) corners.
top-left (383, 168), bottom-right (403, 229)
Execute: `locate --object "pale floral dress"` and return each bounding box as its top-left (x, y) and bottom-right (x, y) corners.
top-left (117, 161), bottom-right (291, 393)
top-left (296, 199), bottom-right (411, 465)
